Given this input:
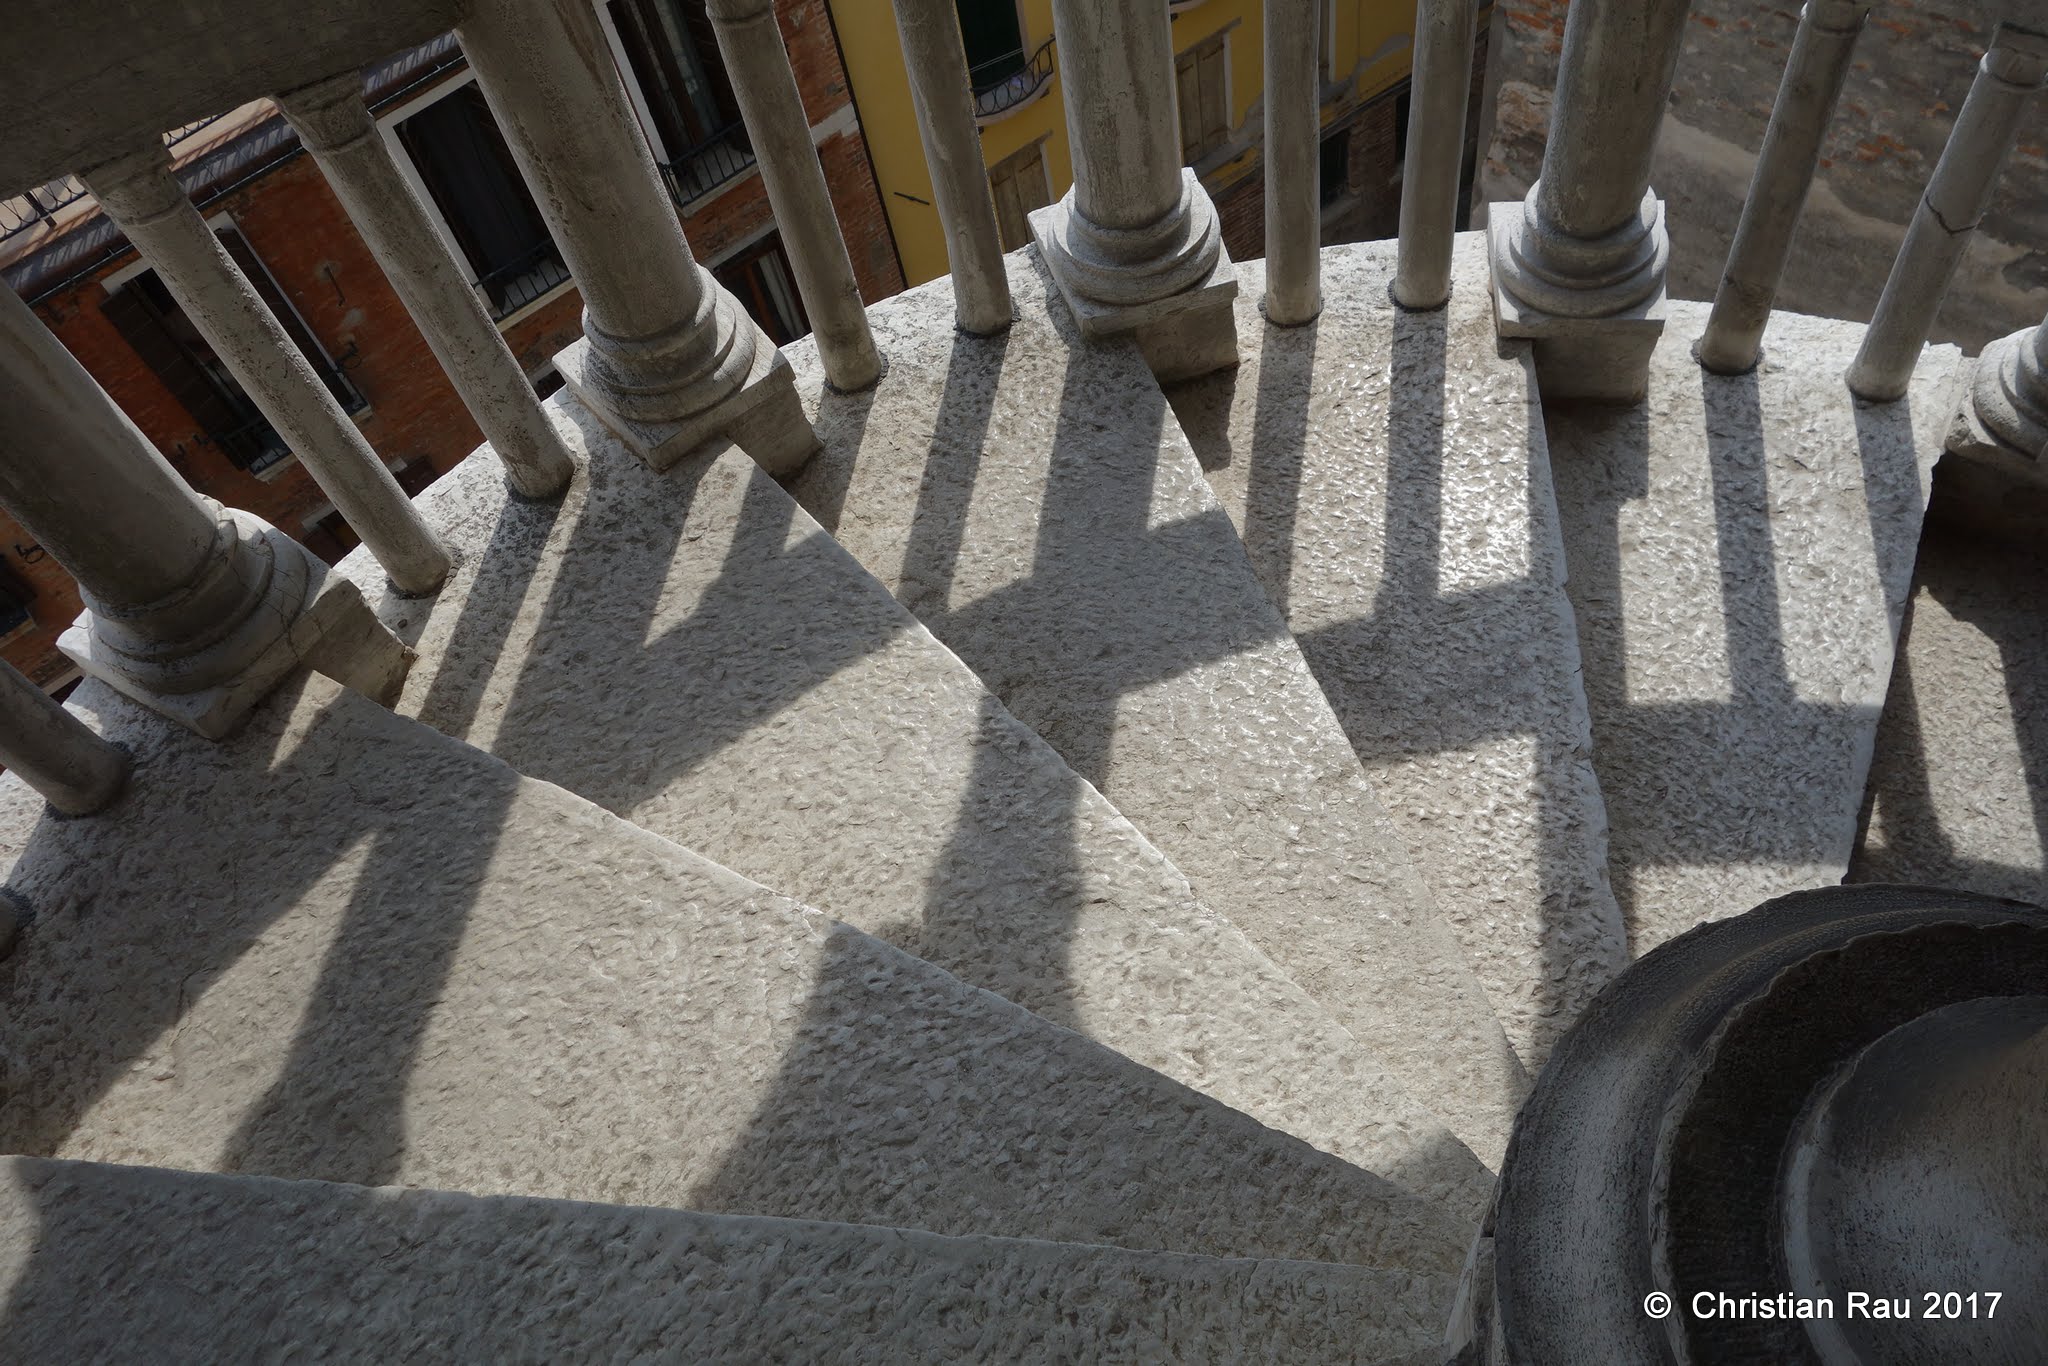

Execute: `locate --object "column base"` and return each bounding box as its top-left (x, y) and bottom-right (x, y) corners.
top-left (557, 314), bottom-right (819, 477)
top-left (1027, 189), bottom-right (1241, 384)
top-left (1488, 201), bottom-right (1669, 406)
top-left (1942, 332), bottom-right (2048, 539)
top-left (60, 522), bottom-right (412, 741)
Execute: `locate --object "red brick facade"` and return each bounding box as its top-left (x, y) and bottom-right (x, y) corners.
top-left (0, 0), bottom-right (902, 692)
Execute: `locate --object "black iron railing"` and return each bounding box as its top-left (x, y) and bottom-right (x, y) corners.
top-left (210, 411), bottom-right (294, 476)
top-left (970, 38), bottom-right (1056, 122)
top-left (476, 239), bottom-right (573, 321)
top-left (658, 121), bottom-right (757, 210)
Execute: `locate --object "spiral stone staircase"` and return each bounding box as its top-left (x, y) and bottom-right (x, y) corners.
top-left (4, 0), bottom-right (2048, 1360)
top-left (5, 224), bottom-right (2043, 1359)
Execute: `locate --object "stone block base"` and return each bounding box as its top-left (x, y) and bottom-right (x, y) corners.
top-left (557, 326), bottom-right (821, 477)
top-left (1939, 345), bottom-right (2048, 540)
top-left (1027, 199), bottom-right (1241, 385)
top-left (1488, 208), bottom-right (1668, 406)
top-left (61, 532), bottom-right (411, 741)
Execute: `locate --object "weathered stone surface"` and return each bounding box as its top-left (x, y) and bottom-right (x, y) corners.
top-left (1852, 522), bottom-right (2048, 905)
top-left (1169, 235), bottom-right (1625, 1066)
top-left (785, 254), bottom-right (1528, 1165)
top-left (338, 402), bottom-right (1492, 1216)
top-left (0, 674), bottom-right (1470, 1271)
top-left (0, 1157), bottom-right (1455, 1363)
top-left (1545, 299), bottom-right (1959, 952)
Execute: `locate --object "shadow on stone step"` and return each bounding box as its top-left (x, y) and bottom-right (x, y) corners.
top-left (1850, 521), bottom-right (2048, 903)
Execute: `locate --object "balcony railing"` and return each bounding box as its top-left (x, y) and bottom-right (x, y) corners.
top-left (970, 38), bottom-right (1056, 123)
top-left (475, 238), bottom-right (572, 322)
top-left (657, 121), bottom-right (757, 210)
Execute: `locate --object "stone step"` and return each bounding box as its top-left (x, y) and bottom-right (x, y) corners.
top-left (1543, 300), bottom-right (1960, 952)
top-left (0, 673), bottom-right (1471, 1276)
top-left (783, 254), bottom-right (1528, 1166)
top-left (1, 1156), bottom-right (1456, 1362)
top-left (1166, 234), bottom-right (1625, 1067)
top-left (1851, 519), bottom-right (2048, 905)
top-left (340, 412), bottom-right (1491, 1216)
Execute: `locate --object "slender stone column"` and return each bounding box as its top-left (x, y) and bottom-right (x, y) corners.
top-left (1488, 0), bottom-right (1691, 403)
top-left (458, 0), bottom-right (817, 473)
top-left (891, 0), bottom-right (1012, 335)
top-left (1696, 3), bottom-right (1870, 374)
top-left (82, 143), bottom-right (453, 596)
top-left (1264, 0), bottom-right (1322, 325)
top-left (1848, 23), bottom-right (2048, 402)
top-left (707, 0), bottom-right (881, 391)
top-left (0, 660), bottom-right (129, 816)
top-left (276, 76), bottom-right (576, 501)
top-left (0, 283), bottom-right (408, 739)
top-left (1392, 0), bottom-right (1478, 311)
top-left (1030, 0), bottom-right (1239, 382)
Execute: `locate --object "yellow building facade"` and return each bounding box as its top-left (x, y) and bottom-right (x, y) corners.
top-left (829, 0), bottom-right (1493, 286)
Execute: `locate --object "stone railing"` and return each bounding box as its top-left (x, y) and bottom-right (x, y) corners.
top-left (0, 0), bottom-right (2043, 858)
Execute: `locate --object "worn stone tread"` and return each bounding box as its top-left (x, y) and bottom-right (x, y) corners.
top-left (785, 254), bottom-right (1527, 1166)
top-left (0, 1155), bottom-right (1454, 1363)
top-left (1544, 300), bottom-right (1960, 951)
top-left (0, 674), bottom-right (1469, 1275)
top-left (337, 412), bottom-right (1490, 1216)
top-left (1851, 521), bottom-right (2048, 905)
top-left (1168, 235), bottom-right (1625, 1066)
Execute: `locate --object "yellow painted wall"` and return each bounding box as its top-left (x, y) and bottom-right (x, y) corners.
top-left (829, 0), bottom-right (1430, 286)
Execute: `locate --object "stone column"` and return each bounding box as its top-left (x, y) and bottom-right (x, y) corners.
top-left (0, 659), bottom-right (129, 817)
top-left (0, 283), bottom-right (408, 739)
top-left (1264, 0), bottom-right (1322, 325)
top-left (1696, 3), bottom-right (1870, 374)
top-left (458, 0), bottom-right (818, 473)
top-left (1487, 0), bottom-right (1692, 403)
top-left (276, 75), bottom-right (577, 501)
top-left (1848, 23), bottom-right (2048, 402)
top-left (1030, 0), bottom-right (1239, 382)
top-left (891, 0), bottom-right (1012, 335)
top-left (1392, 0), bottom-right (1478, 311)
top-left (1948, 302), bottom-right (2048, 464)
top-left (82, 143), bottom-right (453, 596)
top-left (707, 0), bottom-right (881, 391)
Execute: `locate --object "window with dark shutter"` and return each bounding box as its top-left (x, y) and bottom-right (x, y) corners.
top-left (99, 271), bottom-right (290, 474)
top-left (0, 557), bottom-right (34, 637)
top-left (988, 140), bottom-right (1052, 253)
top-left (712, 234), bottom-right (808, 346)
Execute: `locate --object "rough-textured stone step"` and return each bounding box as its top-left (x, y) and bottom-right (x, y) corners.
top-left (1166, 235), bottom-right (1624, 1067)
top-left (0, 673), bottom-right (1470, 1275)
top-left (337, 410), bottom-right (1491, 1216)
top-left (1543, 300), bottom-right (1960, 952)
top-left (1, 1156), bottom-right (1456, 1363)
top-left (783, 254), bottom-right (1528, 1166)
top-left (1852, 520), bottom-right (2048, 905)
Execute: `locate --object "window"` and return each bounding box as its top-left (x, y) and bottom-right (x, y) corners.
top-left (602, 0), bottom-right (755, 204)
top-left (1393, 86), bottom-right (1413, 174)
top-left (100, 221), bottom-right (362, 476)
top-left (713, 234), bottom-right (808, 346)
top-left (1319, 127), bottom-right (1350, 207)
top-left (988, 140), bottom-right (1053, 253)
top-left (390, 78), bottom-right (569, 320)
top-left (1175, 32), bottom-right (1231, 163)
top-left (0, 557), bottom-right (35, 639)
top-left (956, 1), bottom-right (1026, 93)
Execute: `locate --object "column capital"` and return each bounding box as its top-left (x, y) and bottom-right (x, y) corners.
top-left (275, 74), bottom-right (378, 154)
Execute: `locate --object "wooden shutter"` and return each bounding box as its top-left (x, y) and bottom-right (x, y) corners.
top-left (1175, 45), bottom-right (1201, 161)
top-left (99, 283), bottom-right (247, 441)
top-left (989, 142), bottom-right (1049, 252)
top-left (1199, 39), bottom-right (1228, 152)
top-left (1174, 34), bottom-right (1230, 161)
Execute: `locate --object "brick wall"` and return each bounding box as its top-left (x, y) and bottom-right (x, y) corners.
top-left (1, 0), bottom-right (901, 692)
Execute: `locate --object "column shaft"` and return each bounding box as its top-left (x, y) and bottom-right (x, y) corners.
top-left (1848, 24), bottom-right (2048, 401)
top-left (1535, 0), bottom-right (1694, 242)
top-left (708, 0), bottom-right (881, 391)
top-left (1393, 0), bottom-right (1478, 311)
top-left (0, 660), bottom-right (128, 817)
top-left (458, 0), bottom-right (746, 419)
top-left (1048, 0), bottom-right (1182, 231)
top-left (1265, 0), bottom-right (1323, 325)
top-left (277, 76), bottom-right (576, 500)
top-left (892, 0), bottom-right (1012, 335)
top-left (83, 145), bottom-right (452, 595)
top-left (1698, 2), bottom-right (1869, 374)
